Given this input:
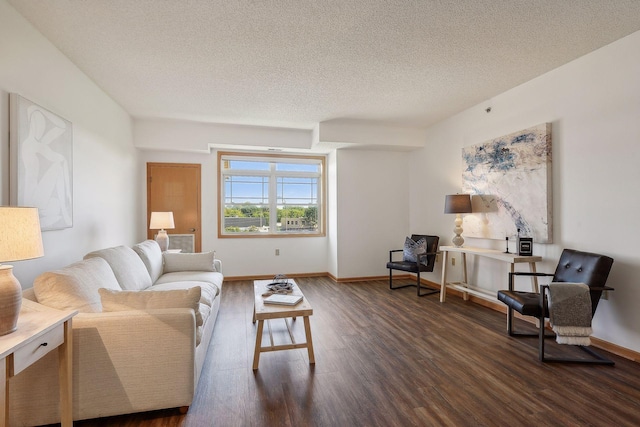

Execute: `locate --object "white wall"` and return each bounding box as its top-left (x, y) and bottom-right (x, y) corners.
top-left (335, 149), bottom-right (411, 279)
top-left (412, 30), bottom-right (640, 352)
top-left (136, 145), bottom-right (412, 281)
top-left (136, 149), bottom-right (329, 277)
top-left (134, 118), bottom-right (313, 152)
top-left (327, 150), bottom-right (339, 278)
top-left (0, 0), bottom-right (137, 287)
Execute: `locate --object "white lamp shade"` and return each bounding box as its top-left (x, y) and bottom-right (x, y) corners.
top-left (149, 212), bottom-right (175, 230)
top-left (0, 207), bottom-right (44, 263)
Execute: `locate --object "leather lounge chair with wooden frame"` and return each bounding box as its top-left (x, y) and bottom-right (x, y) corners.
top-left (497, 249), bottom-right (614, 365)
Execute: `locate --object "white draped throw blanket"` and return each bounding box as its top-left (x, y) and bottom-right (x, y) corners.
top-left (547, 282), bottom-right (593, 346)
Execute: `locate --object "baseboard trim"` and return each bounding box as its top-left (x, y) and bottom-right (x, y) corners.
top-left (223, 273), bottom-right (640, 363)
top-left (224, 272), bottom-right (328, 282)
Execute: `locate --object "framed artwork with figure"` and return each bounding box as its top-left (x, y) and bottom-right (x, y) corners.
top-left (9, 94), bottom-right (73, 231)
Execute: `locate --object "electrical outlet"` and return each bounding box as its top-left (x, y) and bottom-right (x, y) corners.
top-left (602, 290), bottom-right (609, 300)
top-left (451, 257), bottom-right (456, 266)
top-left (275, 249), bottom-right (280, 256)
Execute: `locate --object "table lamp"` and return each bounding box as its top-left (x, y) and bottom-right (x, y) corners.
top-left (0, 207), bottom-right (44, 335)
top-left (444, 194), bottom-right (472, 247)
top-left (149, 211), bottom-right (175, 252)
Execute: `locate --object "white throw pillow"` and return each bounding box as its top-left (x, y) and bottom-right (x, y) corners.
top-left (34, 257), bottom-right (122, 313)
top-left (99, 287), bottom-right (203, 326)
top-left (163, 251), bottom-right (216, 273)
top-left (85, 245), bottom-right (152, 291)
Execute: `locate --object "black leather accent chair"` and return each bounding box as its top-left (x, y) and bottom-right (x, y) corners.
top-left (387, 235), bottom-right (440, 297)
top-left (497, 249), bottom-right (614, 364)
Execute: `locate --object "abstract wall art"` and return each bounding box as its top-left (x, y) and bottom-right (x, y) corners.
top-left (10, 94), bottom-right (73, 231)
top-left (461, 123), bottom-right (552, 243)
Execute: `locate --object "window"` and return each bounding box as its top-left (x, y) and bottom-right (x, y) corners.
top-left (218, 152), bottom-right (325, 237)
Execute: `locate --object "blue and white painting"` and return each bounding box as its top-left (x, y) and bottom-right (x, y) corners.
top-left (462, 123), bottom-right (552, 243)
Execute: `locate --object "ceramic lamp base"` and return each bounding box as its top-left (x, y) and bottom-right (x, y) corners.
top-left (452, 214), bottom-right (465, 247)
top-left (0, 265), bottom-right (22, 336)
top-left (156, 229), bottom-right (170, 252)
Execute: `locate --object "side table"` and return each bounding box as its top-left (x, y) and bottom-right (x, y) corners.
top-left (0, 299), bottom-right (77, 427)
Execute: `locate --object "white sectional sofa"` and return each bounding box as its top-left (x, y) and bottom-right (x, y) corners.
top-left (9, 240), bottom-right (223, 426)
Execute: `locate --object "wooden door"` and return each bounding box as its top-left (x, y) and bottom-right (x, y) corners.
top-left (147, 163), bottom-right (201, 252)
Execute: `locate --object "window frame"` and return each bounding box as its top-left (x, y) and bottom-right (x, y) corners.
top-left (217, 151), bottom-right (326, 238)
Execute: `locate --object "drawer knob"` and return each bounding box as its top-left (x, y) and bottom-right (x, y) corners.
top-left (39, 342), bottom-right (48, 347)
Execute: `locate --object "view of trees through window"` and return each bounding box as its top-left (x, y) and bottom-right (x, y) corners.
top-left (219, 153), bottom-right (324, 236)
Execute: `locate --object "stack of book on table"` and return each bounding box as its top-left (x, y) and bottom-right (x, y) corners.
top-left (263, 294), bottom-right (303, 305)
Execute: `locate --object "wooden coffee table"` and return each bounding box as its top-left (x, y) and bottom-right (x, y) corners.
top-left (252, 279), bottom-right (315, 370)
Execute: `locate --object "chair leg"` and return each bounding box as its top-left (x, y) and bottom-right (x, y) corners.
top-left (537, 290), bottom-right (613, 365)
top-left (507, 306), bottom-right (514, 335)
top-left (539, 318), bottom-right (614, 365)
top-left (388, 269), bottom-right (439, 296)
top-left (389, 269), bottom-right (412, 290)
top-left (389, 269), bottom-right (414, 290)
top-left (541, 345), bottom-right (615, 365)
top-left (539, 315), bottom-right (545, 361)
top-left (416, 270), bottom-right (439, 297)
top-left (506, 309), bottom-right (554, 338)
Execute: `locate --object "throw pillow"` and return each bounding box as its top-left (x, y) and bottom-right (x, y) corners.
top-left (403, 236), bottom-right (427, 263)
top-left (34, 257), bottom-right (122, 313)
top-left (163, 251), bottom-right (216, 273)
top-left (99, 286), bottom-right (203, 326)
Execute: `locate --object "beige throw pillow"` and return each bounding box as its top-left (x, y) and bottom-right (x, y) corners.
top-left (99, 287), bottom-right (203, 326)
top-left (163, 251), bottom-right (216, 273)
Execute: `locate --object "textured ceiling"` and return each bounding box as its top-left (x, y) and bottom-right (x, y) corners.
top-left (8, 0), bottom-right (640, 129)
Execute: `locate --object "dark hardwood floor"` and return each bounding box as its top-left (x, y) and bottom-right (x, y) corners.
top-left (72, 277), bottom-right (640, 427)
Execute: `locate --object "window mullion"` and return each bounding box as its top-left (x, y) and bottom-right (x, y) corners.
top-left (269, 163), bottom-right (277, 231)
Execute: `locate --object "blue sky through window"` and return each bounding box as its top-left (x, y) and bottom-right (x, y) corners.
top-left (225, 160), bottom-right (319, 206)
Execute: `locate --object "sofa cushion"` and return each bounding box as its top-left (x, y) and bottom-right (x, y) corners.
top-left (99, 287), bottom-right (203, 326)
top-left (34, 258), bottom-right (122, 313)
top-left (85, 246), bottom-right (152, 291)
top-left (132, 240), bottom-right (164, 283)
top-left (150, 281), bottom-right (219, 307)
top-left (155, 271), bottom-right (224, 292)
top-left (163, 251), bottom-right (216, 273)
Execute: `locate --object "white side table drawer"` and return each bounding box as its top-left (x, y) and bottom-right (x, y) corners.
top-left (12, 323), bottom-right (64, 375)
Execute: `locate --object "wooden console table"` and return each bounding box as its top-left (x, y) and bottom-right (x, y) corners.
top-left (439, 246), bottom-right (542, 303)
top-left (0, 300), bottom-right (77, 427)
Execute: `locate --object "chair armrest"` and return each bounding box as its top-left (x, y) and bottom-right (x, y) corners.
top-left (508, 271), bottom-right (553, 291)
top-left (389, 249), bottom-right (402, 262)
top-left (510, 272), bottom-right (555, 277)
